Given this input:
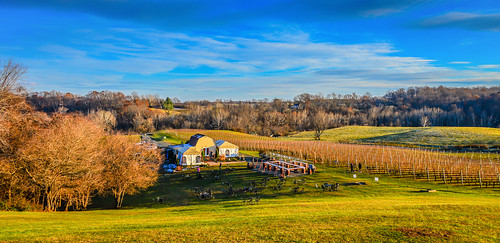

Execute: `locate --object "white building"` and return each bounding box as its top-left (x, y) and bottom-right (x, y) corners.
top-left (215, 140), bottom-right (239, 158)
top-left (169, 134), bottom-right (240, 166)
top-left (170, 144), bottom-right (201, 166)
top-left (169, 134), bottom-right (217, 166)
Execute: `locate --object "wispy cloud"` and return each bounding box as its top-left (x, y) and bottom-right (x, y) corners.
top-left (416, 12), bottom-right (500, 31)
top-left (449, 61), bottom-right (471, 64)
top-left (477, 64), bottom-right (500, 69)
top-left (21, 28), bottom-right (500, 99)
top-left (34, 28), bottom-right (445, 76)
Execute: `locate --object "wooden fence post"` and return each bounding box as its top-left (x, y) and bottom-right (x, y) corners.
top-left (398, 163), bottom-right (402, 178)
top-left (478, 171), bottom-right (482, 188)
top-left (412, 162), bottom-right (416, 180)
top-left (442, 167), bottom-right (446, 184)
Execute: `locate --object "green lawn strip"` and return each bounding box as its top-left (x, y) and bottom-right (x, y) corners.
top-left (1, 164), bottom-right (498, 242)
top-left (149, 131), bottom-right (185, 145)
top-left (287, 126), bottom-right (500, 148)
top-left (239, 150), bottom-right (260, 157)
top-left (1, 196), bottom-right (497, 242)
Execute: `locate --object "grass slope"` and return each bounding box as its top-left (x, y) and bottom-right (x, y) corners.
top-left (150, 129), bottom-right (263, 145)
top-left (149, 132), bottom-right (186, 145)
top-left (1, 163), bottom-right (499, 242)
top-left (288, 126), bottom-right (500, 147)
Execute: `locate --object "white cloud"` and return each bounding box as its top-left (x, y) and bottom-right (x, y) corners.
top-left (477, 64), bottom-right (500, 69)
top-left (449, 61), bottom-right (471, 64)
top-left (417, 12), bottom-right (500, 31)
top-left (25, 28), bottom-right (500, 99)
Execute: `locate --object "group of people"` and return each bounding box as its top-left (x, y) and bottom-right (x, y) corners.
top-left (350, 163), bottom-right (362, 173)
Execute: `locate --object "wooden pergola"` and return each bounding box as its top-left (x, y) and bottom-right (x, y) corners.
top-left (256, 160), bottom-right (309, 178)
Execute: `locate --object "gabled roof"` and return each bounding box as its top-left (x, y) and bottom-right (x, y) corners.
top-left (215, 140), bottom-right (239, 149)
top-left (171, 144), bottom-right (200, 155)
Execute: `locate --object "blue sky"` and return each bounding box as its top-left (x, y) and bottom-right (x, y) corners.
top-left (0, 0), bottom-right (499, 100)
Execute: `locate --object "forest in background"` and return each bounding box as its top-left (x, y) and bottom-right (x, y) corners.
top-left (26, 86), bottom-right (500, 137)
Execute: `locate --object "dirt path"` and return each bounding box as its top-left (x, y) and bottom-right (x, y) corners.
top-left (205, 161), bottom-right (246, 166)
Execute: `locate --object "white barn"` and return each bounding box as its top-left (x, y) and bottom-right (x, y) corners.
top-left (169, 134), bottom-right (218, 166)
top-left (170, 144), bottom-right (202, 166)
top-left (215, 140), bottom-right (239, 158)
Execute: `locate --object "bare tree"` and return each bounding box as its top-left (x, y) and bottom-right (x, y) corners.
top-left (0, 60), bottom-right (37, 209)
top-left (420, 116), bottom-right (430, 127)
top-left (0, 60), bottom-right (28, 116)
top-left (18, 115), bottom-right (105, 211)
top-left (0, 60), bottom-right (26, 93)
top-left (89, 110), bottom-right (117, 132)
top-left (311, 109), bottom-right (332, 140)
top-left (101, 135), bottom-right (161, 209)
top-left (212, 103), bottom-right (229, 130)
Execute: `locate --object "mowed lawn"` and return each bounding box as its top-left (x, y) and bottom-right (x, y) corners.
top-left (288, 126), bottom-right (500, 147)
top-left (1, 164), bottom-right (499, 242)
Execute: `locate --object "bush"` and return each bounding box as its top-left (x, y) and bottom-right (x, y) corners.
top-left (217, 154), bottom-right (226, 162)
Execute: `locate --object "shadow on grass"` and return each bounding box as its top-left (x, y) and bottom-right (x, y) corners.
top-left (357, 129), bottom-right (425, 146)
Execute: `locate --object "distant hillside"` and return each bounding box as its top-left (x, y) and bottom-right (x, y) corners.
top-left (287, 126), bottom-right (500, 149)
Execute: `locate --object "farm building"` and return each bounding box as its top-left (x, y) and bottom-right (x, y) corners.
top-left (170, 144), bottom-right (201, 166)
top-left (215, 140), bottom-right (239, 158)
top-left (170, 134), bottom-right (217, 166)
top-left (189, 134), bottom-right (217, 157)
top-left (169, 134), bottom-right (240, 166)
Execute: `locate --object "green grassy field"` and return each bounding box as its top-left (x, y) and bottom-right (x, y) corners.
top-left (152, 126), bottom-right (500, 149)
top-left (239, 150), bottom-right (260, 157)
top-left (1, 163), bottom-right (499, 242)
top-left (149, 131), bottom-right (186, 145)
top-left (288, 126), bottom-right (500, 148)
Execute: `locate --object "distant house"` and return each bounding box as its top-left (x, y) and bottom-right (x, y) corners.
top-left (215, 140), bottom-right (239, 158)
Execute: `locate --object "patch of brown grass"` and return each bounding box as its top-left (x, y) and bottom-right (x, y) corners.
top-left (394, 227), bottom-right (453, 239)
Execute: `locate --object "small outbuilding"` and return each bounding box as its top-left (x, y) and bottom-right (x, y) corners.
top-left (170, 144), bottom-right (202, 166)
top-left (215, 140), bottom-right (239, 158)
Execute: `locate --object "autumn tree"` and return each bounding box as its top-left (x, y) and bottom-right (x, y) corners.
top-left (1, 60), bottom-right (164, 211)
top-left (0, 59), bottom-right (45, 210)
top-left (101, 135), bottom-right (161, 208)
top-left (18, 115), bottom-right (105, 211)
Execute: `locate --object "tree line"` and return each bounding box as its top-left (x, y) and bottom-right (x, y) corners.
top-left (0, 60), bottom-right (162, 211)
top-left (26, 85), bottom-right (499, 139)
